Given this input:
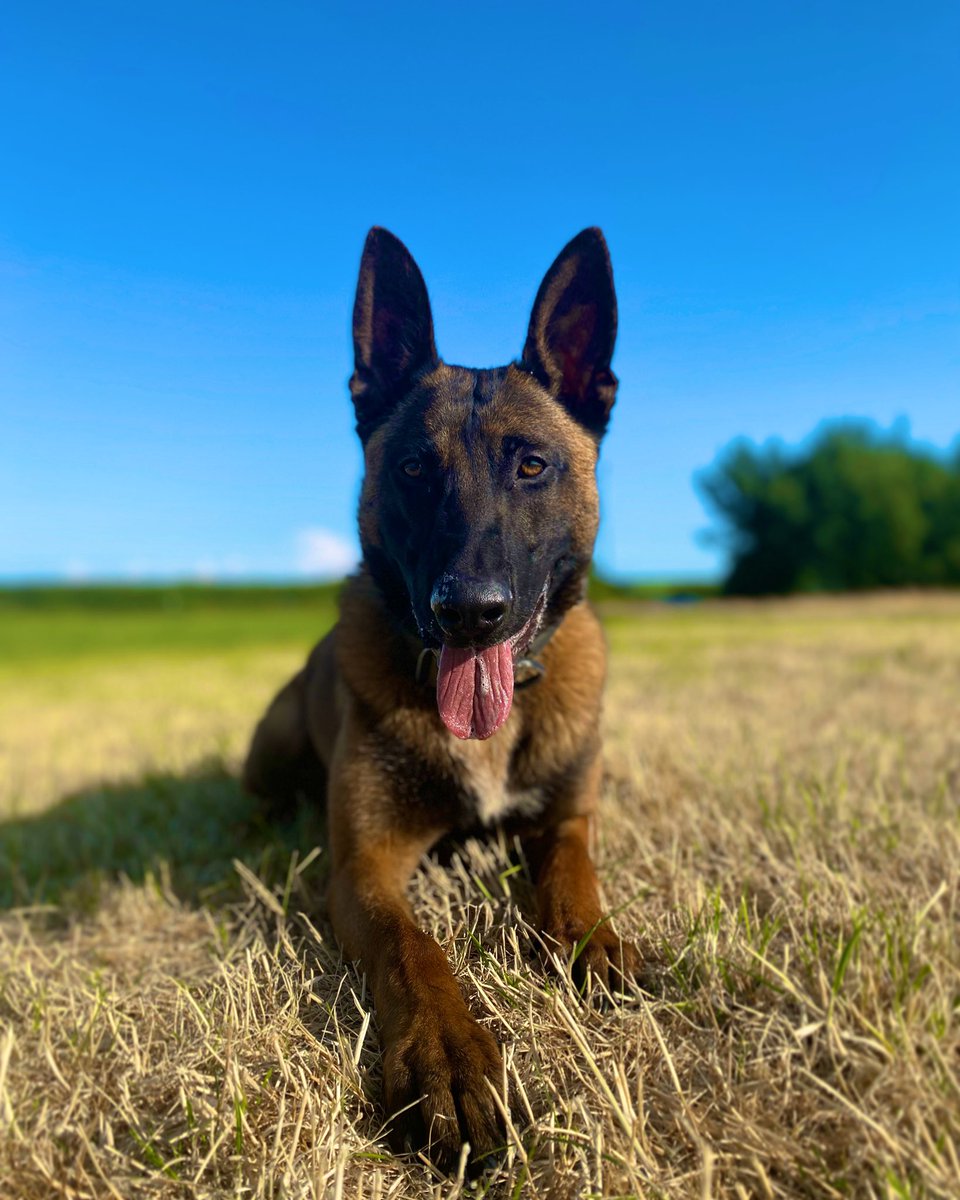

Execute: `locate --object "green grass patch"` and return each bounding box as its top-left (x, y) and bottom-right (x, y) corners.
top-left (0, 586), bottom-right (339, 664)
top-left (0, 582), bottom-right (343, 612)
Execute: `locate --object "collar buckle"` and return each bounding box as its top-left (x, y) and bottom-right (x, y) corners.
top-left (514, 656), bottom-right (546, 689)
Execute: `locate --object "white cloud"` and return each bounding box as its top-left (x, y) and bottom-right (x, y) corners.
top-left (191, 559), bottom-right (219, 582)
top-left (295, 528), bottom-right (359, 579)
top-left (64, 558), bottom-right (91, 582)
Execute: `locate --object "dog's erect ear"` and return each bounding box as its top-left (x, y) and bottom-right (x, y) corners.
top-left (521, 228), bottom-right (618, 437)
top-left (350, 227), bottom-right (438, 441)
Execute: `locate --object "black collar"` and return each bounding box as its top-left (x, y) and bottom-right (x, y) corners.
top-left (414, 621), bottom-right (557, 690)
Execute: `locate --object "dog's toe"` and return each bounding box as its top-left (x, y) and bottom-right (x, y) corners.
top-left (543, 920), bottom-right (643, 998)
top-left (384, 1005), bottom-right (505, 1169)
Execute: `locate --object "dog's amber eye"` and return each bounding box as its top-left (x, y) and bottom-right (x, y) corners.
top-left (401, 459), bottom-right (423, 479)
top-left (518, 456), bottom-right (547, 479)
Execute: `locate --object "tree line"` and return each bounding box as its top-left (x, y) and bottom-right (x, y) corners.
top-left (698, 422), bottom-right (960, 594)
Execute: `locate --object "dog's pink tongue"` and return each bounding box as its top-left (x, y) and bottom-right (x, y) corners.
top-left (436, 642), bottom-right (514, 739)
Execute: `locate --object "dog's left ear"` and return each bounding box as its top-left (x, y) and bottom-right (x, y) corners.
top-left (521, 228), bottom-right (618, 437)
top-left (350, 227), bottom-right (438, 442)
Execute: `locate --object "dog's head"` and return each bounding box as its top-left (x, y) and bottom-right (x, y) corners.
top-left (351, 227), bottom-right (618, 739)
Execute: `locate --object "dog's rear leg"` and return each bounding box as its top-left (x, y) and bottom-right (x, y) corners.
top-left (242, 668), bottom-right (325, 818)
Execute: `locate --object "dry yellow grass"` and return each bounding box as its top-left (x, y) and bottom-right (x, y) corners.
top-left (1, 593), bottom-right (958, 1198)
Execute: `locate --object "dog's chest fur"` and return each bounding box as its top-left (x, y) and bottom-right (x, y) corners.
top-left (443, 719), bottom-right (545, 826)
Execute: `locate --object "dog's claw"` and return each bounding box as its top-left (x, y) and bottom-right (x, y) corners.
top-left (543, 921), bottom-right (643, 997)
top-left (384, 1006), bottom-right (504, 1169)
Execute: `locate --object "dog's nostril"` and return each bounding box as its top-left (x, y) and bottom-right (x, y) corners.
top-left (481, 604), bottom-right (506, 625)
top-left (438, 605), bottom-right (463, 628)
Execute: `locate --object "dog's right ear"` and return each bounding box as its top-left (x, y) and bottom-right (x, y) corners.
top-left (350, 228), bottom-right (437, 442)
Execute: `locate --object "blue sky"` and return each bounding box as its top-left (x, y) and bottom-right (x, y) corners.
top-left (2, 1), bottom-right (958, 581)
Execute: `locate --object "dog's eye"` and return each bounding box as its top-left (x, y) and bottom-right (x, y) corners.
top-left (518, 456), bottom-right (547, 479)
top-left (400, 459), bottom-right (423, 479)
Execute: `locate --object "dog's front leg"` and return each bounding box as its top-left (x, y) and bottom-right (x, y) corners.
top-left (528, 760), bottom-right (641, 991)
top-left (325, 756), bottom-right (503, 1166)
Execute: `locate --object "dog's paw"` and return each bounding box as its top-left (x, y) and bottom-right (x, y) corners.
top-left (542, 918), bottom-right (643, 995)
top-left (383, 1004), bottom-right (504, 1169)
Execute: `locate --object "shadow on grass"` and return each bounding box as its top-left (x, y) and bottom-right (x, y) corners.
top-left (0, 762), bottom-right (327, 911)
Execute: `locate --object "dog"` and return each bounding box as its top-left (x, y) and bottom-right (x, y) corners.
top-left (243, 226), bottom-right (640, 1166)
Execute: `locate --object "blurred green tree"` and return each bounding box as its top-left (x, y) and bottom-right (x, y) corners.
top-left (698, 423), bottom-right (960, 593)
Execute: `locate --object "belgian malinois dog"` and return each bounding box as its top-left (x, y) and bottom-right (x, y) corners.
top-left (243, 226), bottom-right (640, 1166)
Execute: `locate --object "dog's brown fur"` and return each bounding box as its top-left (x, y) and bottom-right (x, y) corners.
top-left (243, 228), bottom-right (640, 1166)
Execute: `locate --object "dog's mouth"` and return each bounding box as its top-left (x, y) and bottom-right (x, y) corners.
top-left (435, 584), bottom-right (548, 741)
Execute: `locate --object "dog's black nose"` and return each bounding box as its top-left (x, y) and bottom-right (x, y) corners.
top-left (431, 576), bottom-right (512, 643)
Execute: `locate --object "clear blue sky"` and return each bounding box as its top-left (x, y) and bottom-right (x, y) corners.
top-left (3, 1), bottom-right (958, 582)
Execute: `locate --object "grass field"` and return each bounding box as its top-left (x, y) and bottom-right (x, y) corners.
top-left (1, 590), bottom-right (958, 1198)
